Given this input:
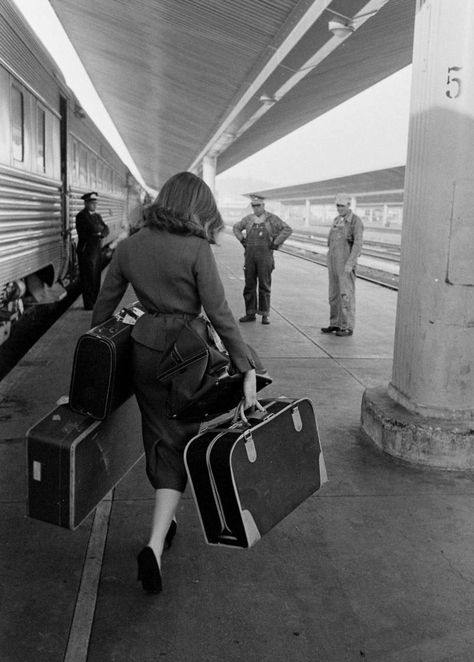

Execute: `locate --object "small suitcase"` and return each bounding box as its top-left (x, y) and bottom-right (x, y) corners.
top-left (184, 397), bottom-right (327, 548)
top-left (69, 304), bottom-right (143, 420)
top-left (27, 397), bottom-right (143, 529)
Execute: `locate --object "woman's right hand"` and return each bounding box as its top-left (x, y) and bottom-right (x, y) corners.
top-left (242, 369), bottom-right (257, 409)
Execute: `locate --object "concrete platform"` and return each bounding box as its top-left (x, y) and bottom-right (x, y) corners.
top-left (1, 233), bottom-right (474, 661)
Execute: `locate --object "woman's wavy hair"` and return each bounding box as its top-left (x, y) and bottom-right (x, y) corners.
top-left (144, 172), bottom-right (224, 244)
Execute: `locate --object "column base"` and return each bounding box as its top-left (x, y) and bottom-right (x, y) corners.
top-left (361, 386), bottom-right (474, 469)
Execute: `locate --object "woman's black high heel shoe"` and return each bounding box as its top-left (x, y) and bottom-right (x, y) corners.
top-left (137, 547), bottom-right (162, 594)
top-left (164, 520), bottom-right (177, 550)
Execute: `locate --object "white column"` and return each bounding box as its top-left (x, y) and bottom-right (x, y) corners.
top-left (390, 0), bottom-right (474, 418)
top-left (361, 0), bottom-right (474, 468)
top-left (202, 155), bottom-right (217, 194)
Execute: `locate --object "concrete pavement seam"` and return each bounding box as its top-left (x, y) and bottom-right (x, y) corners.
top-left (63, 496), bottom-right (112, 662)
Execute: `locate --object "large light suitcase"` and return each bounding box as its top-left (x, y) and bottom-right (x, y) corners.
top-left (27, 397), bottom-right (143, 529)
top-left (184, 397), bottom-right (327, 548)
top-left (69, 305), bottom-right (143, 420)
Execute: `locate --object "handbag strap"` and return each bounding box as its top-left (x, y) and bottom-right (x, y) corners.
top-left (198, 313), bottom-right (228, 354)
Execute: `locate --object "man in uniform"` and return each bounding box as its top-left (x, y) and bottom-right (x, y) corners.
top-left (321, 193), bottom-right (364, 336)
top-left (75, 192), bottom-right (109, 310)
top-left (233, 195), bottom-right (292, 325)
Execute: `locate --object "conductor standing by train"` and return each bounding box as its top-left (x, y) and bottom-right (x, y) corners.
top-left (76, 192), bottom-right (109, 310)
top-left (233, 195), bottom-right (292, 325)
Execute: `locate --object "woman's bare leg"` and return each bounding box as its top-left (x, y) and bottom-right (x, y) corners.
top-left (147, 488), bottom-right (182, 567)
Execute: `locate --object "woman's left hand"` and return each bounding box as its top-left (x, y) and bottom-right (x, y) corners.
top-left (242, 369), bottom-right (257, 409)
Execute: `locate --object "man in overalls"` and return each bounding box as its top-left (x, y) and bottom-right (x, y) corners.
top-left (233, 195), bottom-right (292, 325)
top-left (321, 193), bottom-right (364, 336)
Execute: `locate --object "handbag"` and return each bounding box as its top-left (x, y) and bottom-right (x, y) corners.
top-left (156, 315), bottom-right (271, 421)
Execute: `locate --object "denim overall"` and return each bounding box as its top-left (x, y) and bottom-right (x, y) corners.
top-left (327, 219), bottom-right (356, 330)
top-left (243, 220), bottom-right (274, 316)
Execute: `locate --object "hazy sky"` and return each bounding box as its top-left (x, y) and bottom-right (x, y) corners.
top-left (13, 0), bottom-right (411, 192)
top-left (217, 65), bottom-right (412, 189)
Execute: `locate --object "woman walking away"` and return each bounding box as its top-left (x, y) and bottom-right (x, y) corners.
top-left (91, 172), bottom-right (257, 594)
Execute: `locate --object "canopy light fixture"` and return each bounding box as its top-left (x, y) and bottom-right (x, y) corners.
top-left (328, 18), bottom-right (354, 38)
top-left (259, 93), bottom-right (278, 105)
top-left (326, 6), bottom-right (380, 38)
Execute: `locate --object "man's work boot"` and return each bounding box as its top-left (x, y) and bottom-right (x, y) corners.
top-left (239, 314), bottom-right (256, 323)
top-left (262, 315), bottom-right (270, 325)
top-left (321, 325), bottom-right (339, 333)
top-left (335, 329), bottom-right (353, 336)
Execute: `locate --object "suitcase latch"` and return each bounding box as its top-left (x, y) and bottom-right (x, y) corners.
top-left (243, 430), bottom-right (257, 463)
top-left (291, 406), bottom-right (303, 432)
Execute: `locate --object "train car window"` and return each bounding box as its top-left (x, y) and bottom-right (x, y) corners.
top-left (79, 146), bottom-right (87, 186)
top-left (97, 159), bottom-right (103, 189)
top-left (37, 107), bottom-right (46, 172)
top-left (12, 86), bottom-right (24, 162)
top-left (90, 155), bottom-right (97, 187)
top-left (72, 140), bottom-right (78, 181)
top-left (104, 166), bottom-right (110, 191)
top-left (0, 68), bottom-right (10, 164)
top-left (46, 113), bottom-right (61, 179)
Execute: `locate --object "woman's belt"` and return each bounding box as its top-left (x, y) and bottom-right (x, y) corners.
top-left (146, 311), bottom-right (196, 320)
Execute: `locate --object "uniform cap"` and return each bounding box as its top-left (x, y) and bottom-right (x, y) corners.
top-left (335, 193), bottom-right (351, 205)
top-left (250, 194), bottom-right (265, 205)
top-left (81, 191), bottom-right (99, 201)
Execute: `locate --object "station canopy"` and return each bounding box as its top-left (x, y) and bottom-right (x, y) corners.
top-left (48, 0), bottom-right (415, 191)
top-left (252, 165), bottom-right (406, 204)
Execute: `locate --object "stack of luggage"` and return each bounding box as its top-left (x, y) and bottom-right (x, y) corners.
top-left (27, 305), bottom-right (328, 544)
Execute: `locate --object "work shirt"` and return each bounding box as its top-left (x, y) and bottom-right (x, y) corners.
top-left (233, 212), bottom-right (292, 250)
top-left (327, 211), bottom-right (364, 271)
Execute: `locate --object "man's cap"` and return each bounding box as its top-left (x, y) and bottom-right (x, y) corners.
top-left (81, 191), bottom-right (99, 202)
top-left (250, 194), bottom-right (265, 205)
top-left (335, 193), bottom-right (351, 205)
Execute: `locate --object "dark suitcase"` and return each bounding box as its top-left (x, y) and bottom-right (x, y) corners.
top-left (184, 397), bottom-right (327, 548)
top-left (27, 397), bottom-right (143, 529)
top-left (69, 304), bottom-right (143, 420)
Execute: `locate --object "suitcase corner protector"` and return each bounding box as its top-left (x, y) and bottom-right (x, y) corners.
top-left (319, 450), bottom-right (328, 485)
top-left (241, 509), bottom-right (261, 548)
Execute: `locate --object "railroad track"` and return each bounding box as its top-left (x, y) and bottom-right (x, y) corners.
top-left (223, 224), bottom-right (400, 290)
top-left (289, 231), bottom-right (401, 262)
top-left (280, 240), bottom-right (399, 291)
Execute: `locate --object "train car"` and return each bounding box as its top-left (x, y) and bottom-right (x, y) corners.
top-left (0, 0), bottom-right (145, 345)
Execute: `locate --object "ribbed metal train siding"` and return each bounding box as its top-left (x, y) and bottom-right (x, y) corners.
top-left (0, 166), bottom-right (62, 286)
top-left (0, 1), bottom-right (62, 110)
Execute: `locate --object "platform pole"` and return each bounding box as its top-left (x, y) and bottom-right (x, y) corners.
top-left (361, 0), bottom-right (474, 468)
top-left (202, 155), bottom-right (216, 194)
top-left (304, 199), bottom-right (311, 227)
